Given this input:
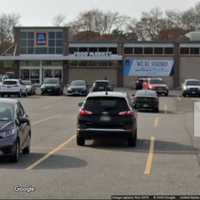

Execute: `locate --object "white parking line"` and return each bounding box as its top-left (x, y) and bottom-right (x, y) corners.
top-left (32, 115), bottom-right (61, 126)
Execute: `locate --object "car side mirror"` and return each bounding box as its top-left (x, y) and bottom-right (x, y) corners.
top-left (19, 116), bottom-right (29, 124)
top-left (78, 102), bottom-right (83, 107)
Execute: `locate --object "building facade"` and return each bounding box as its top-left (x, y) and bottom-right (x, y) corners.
top-left (0, 26), bottom-right (200, 88)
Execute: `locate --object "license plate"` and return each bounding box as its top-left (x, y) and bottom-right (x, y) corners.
top-left (47, 89), bottom-right (52, 92)
top-left (143, 104), bottom-right (149, 107)
top-left (192, 91), bottom-right (196, 94)
top-left (100, 116), bottom-right (111, 122)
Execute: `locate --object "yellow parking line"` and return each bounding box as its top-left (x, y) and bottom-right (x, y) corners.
top-left (26, 135), bottom-right (76, 170)
top-left (154, 117), bottom-right (159, 128)
top-left (144, 136), bottom-right (155, 176)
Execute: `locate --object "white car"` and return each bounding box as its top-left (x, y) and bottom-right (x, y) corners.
top-left (182, 79), bottom-right (200, 97)
top-left (0, 79), bottom-right (27, 97)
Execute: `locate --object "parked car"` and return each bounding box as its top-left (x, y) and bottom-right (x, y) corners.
top-left (0, 79), bottom-right (27, 97)
top-left (22, 80), bottom-right (36, 95)
top-left (41, 78), bottom-right (63, 95)
top-left (91, 80), bottom-right (113, 92)
top-left (67, 80), bottom-right (88, 96)
top-left (77, 91), bottom-right (137, 147)
top-left (135, 78), bottom-right (147, 90)
top-left (182, 79), bottom-right (200, 97)
top-left (0, 99), bottom-right (31, 162)
top-left (132, 90), bottom-right (159, 112)
top-left (144, 78), bottom-right (169, 96)
top-left (5, 72), bottom-right (17, 79)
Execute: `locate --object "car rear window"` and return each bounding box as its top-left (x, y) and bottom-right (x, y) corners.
top-left (84, 97), bottom-right (129, 113)
top-left (150, 79), bottom-right (164, 84)
top-left (3, 81), bottom-right (18, 85)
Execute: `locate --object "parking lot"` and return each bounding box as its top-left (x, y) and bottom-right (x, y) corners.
top-left (0, 90), bottom-right (200, 199)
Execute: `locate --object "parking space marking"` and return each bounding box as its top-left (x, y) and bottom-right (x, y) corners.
top-left (144, 136), bottom-right (155, 176)
top-left (164, 104), bottom-right (168, 114)
top-left (26, 135), bottom-right (76, 170)
top-left (154, 117), bottom-right (160, 128)
top-left (32, 115), bottom-right (61, 126)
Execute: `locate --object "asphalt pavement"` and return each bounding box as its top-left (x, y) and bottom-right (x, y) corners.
top-left (0, 90), bottom-right (200, 199)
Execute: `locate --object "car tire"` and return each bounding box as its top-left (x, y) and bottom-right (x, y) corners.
top-left (18, 91), bottom-right (22, 98)
top-left (128, 132), bottom-right (137, 147)
top-left (22, 135), bottom-right (31, 155)
top-left (10, 140), bottom-right (20, 163)
top-left (155, 108), bottom-right (159, 113)
top-left (1, 94), bottom-right (4, 98)
top-left (76, 136), bottom-right (85, 146)
top-left (182, 93), bottom-right (186, 97)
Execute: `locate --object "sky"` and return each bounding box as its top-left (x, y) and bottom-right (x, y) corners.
top-left (0, 0), bottom-right (199, 26)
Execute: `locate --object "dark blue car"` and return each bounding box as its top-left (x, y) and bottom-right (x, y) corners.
top-left (0, 99), bottom-right (31, 162)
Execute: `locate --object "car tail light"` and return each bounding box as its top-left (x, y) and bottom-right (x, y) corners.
top-left (79, 109), bottom-right (93, 116)
top-left (149, 84), bottom-right (154, 89)
top-left (118, 111), bottom-right (135, 117)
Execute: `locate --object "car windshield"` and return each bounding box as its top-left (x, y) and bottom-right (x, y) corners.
top-left (71, 80), bottom-right (85, 86)
top-left (150, 79), bottom-right (164, 84)
top-left (44, 79), bottom-right (59, 84)
top-left (3, 80), bottom-right (17, 85)
top-left (84, 97), bottom-right (129, 114)
top-left (0, 103), bottom-right (14, 121)
top-left (22, 80), bottom-right (31, 85)
top-left (186, 81), bottom-right (200, 86)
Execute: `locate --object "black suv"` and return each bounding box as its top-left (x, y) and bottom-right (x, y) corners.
top-left (0, 99), bottom-right (31, 162)
top-left (77, 92), bottom-right (137, 147)
top-left (41, 78), bottom-right (63, 95)
top-left (133, 90), bottom-right (159, 112)
top-left (91, 80), bottom-right (113, 92)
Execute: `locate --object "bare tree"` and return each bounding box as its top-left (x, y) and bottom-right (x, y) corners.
top-left (127, 8), bottom-right (166, 41)
top-left (68, 9), bottom-right (130, 34)
top-left (0, 13), bottom-right (20, 44)
top-left (52, 14), bottom-right (66, 26)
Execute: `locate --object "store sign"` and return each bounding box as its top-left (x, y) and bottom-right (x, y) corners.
top-left (35, 32), bottom-right (48, 47)
top-left (123, 58), bottom-right (175, 77)
top-left (73, 52), bottom-right (112, 57)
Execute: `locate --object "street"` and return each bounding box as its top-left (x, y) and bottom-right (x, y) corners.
top-left (0, 92), bottom-right (200, 199)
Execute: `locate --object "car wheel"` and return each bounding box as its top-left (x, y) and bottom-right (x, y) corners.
top-left (22, 134), bottom-right (31, 155)
top-left (10, 140), bottom-right (20, 163)
top-left (128, 132), bottom-right (137, 147)
top-left (1, 94), bottom-right (4, 98)
top-left (76, 136), bottom-right (85, 146)
top-left (182, 93), bottom-right (186, 97)
top-left (18, 91), bottom-right (22, 98)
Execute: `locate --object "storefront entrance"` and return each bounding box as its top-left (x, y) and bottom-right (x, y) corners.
top-left (20, 66), bottom-right (63, 85)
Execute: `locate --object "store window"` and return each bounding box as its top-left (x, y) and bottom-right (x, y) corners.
top-left (144, 48), bottom-right (153, 54)
top-left (134, 47), bottom-right (143, 54)
top-left (99, 48), bottom-right (108, 52)
top-left (124, 48), bottom-right (133, 54)
top-left (164, 47), bottom-right (174, 54)
top-left (180, 48), bottom-right (189, 55)
top-left (109, 48), bottom-right (117, 54)
top-left (190, 48), bottom-right (200, 55)
top-left (154, 48), bottom-right (163, 54)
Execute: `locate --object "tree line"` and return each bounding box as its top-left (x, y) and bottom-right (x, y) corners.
top-left (1, 2), bottom-right (200, 54)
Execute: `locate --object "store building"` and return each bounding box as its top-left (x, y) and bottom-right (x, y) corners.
top-left (0, 26), bottom-right (200, 89)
